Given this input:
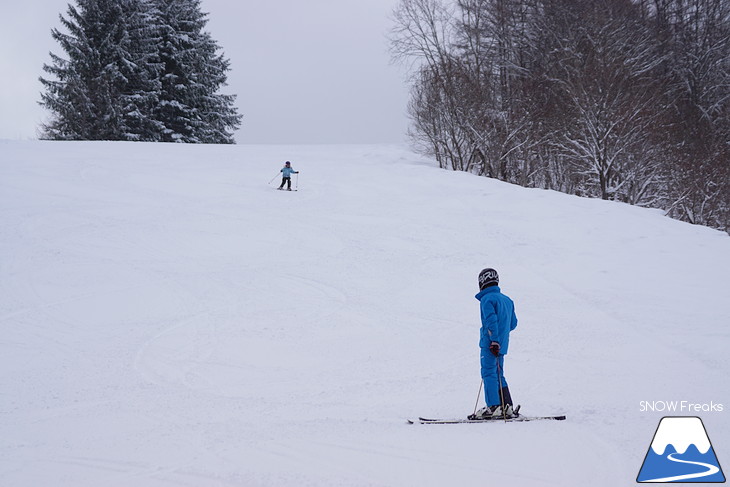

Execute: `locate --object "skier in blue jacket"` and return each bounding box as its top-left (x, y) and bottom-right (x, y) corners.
top-left (470, 268), bottom-right (518, 419)
top-left (278, 161), bottom-right (299, 190)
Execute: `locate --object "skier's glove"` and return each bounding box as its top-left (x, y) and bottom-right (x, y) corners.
top-left (489, 341), bottom-right (500, 357)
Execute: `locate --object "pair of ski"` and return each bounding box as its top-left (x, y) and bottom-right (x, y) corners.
top-left (408, 415), bottom-right (566, 425)
top-left (408, 406), bottom-right (566, 425)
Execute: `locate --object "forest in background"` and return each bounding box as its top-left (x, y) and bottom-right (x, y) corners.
top-left (391, 0), bottom-right (729, 231)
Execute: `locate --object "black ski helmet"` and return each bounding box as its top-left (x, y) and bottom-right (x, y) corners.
top-left (478, 268), bottom-right (499, 290)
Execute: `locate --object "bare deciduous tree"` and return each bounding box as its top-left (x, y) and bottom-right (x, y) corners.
top-left (390, 0), bottom-right (730, 232)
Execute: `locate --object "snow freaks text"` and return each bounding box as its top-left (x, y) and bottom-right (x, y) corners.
top-left (640, 401), bottom-right (724, 413)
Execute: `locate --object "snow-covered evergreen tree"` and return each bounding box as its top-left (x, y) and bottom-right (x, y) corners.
top-left (121, 0), bottom-right (166, 141)
top-left (40, 0), bottom-right (241, 143)
top-left (153, 0), bottom-right (241, 143)
top-left (40, 0), bottom-right (161, 141)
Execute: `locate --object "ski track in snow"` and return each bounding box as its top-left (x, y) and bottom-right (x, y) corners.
top-left (1, 141), bottom-right (728, 486)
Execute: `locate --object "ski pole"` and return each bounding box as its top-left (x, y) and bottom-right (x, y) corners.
top-left (268, 172), bottom-right (280, 185)
top-left (295, 172), bottom-right (299, 190)
top-left (472, 379), bottom-right (484, 417)
top-left (496, 356), bottom-right (507, 423)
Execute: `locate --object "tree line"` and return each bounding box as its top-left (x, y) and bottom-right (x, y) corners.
top-left (40, 0), bottom-right (242, 144)
top-left (391, 0), bottom-right (729, 232)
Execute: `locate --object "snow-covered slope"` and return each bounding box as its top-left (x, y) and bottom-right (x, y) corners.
top-left (1, 141), bottom-right (728, 486)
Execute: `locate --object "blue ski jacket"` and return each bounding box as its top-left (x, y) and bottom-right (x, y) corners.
top-left (475, 286), bottom-right (518, 354)
top-left (281, 166), bottom-right (298, 177)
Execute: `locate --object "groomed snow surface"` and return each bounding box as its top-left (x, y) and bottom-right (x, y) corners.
top-left (1, 141), bottom-right (728, 486)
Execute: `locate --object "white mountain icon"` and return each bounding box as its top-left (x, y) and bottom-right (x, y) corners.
top-left (651, 417), bottom-right (711, 455)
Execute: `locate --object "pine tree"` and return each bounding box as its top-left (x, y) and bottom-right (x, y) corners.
top-left (40, 0), bottom-right (242, 143)
top-left (153, 0), bottom-right (242, 143)
top-left (40, 0), bottom-right (161, 141)
top-left (120, 0), bottom-right (165, 141)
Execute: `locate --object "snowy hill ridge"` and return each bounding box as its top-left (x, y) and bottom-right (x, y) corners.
top-left (1, 141), bottom-right (729, 487)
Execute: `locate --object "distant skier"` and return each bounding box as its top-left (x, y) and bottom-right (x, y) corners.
top-left (470, 268), bottom-right (518, 419)
top-left (278, 161), bottom-right (299, 191)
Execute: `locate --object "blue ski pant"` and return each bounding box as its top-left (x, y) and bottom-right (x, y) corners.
top-left (481, 351), bottom-right (508, 407)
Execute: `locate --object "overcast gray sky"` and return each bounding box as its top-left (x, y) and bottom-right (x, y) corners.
top-left (0, 0), bottom-right (411, 144)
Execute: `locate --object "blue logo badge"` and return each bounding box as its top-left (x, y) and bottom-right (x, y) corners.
top-left (637, 416), bottom-right (725, 483)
